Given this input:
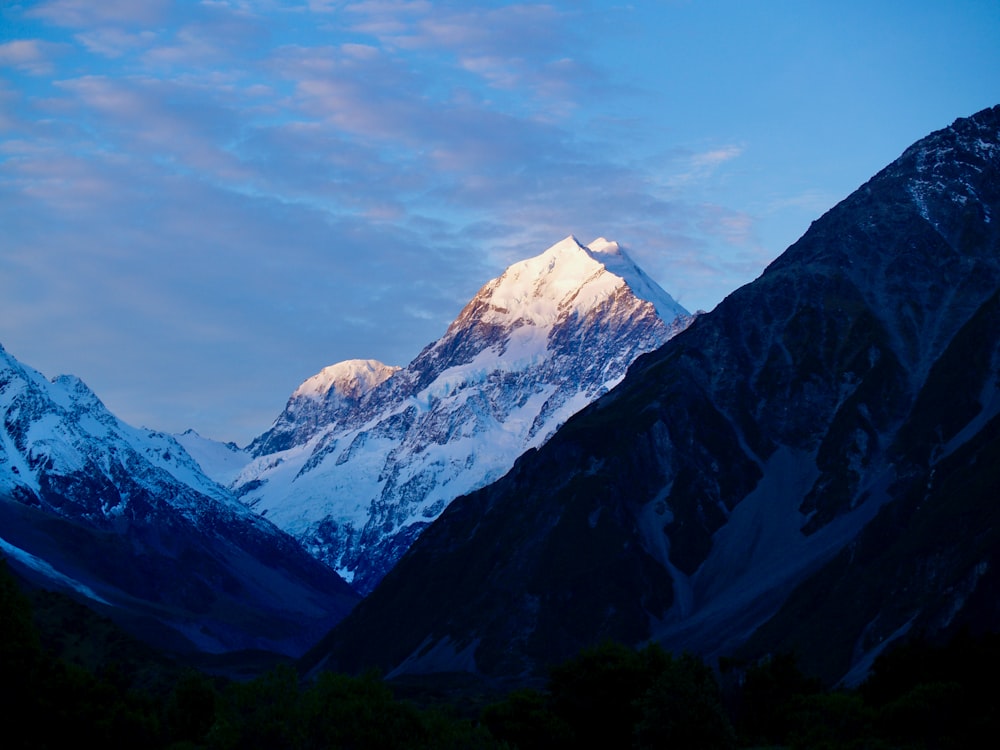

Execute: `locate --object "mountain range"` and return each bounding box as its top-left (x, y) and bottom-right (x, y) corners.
top-left (3, 105), bottom-right (998, 689)
top-left (303, 105), bottom-right (1000, 684)
top-left (1, 233), bottom-right (691, 657)
top-left (0, 345), bottom-right (359, 657)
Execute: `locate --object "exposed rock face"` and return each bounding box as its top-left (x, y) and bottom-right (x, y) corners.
top-left (303, 106), bottom-right (1000, 683)
top-left (233, 236), bottom-right (691, 594)
top-left (0, 344), bottom-right (358, 657)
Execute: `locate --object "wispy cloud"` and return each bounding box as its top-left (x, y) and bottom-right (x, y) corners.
top-left (74, 28), bottom-right (160, 58)
top-left (690, 145), bottom-right (744, 169)
top-left (143, 6), bottom-right (270, 68)
top-left (662, 144), bottom-right (746, 187)
top-left (0, 39), bottom-right (63, 75)
top-left (26, 0), bottom-right (172, 27)
top-left (342, 1), bottom-right (589, 114)
top-left (53, 75), bottom-right (251, 182)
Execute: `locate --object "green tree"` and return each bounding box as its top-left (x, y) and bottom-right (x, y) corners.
top-left (634, 653), bottom-right (735, 750)
top-left (300, 670), bottom-right (427, 750)
top-left (547, 640), bottom-right (652, 747)
top-left (481, 688), bottom-right (571, 750)
top-left (166, 669), bottom-right (219, 746)
top-left (0, 557), bottom-right (42, 678)
top-left (735, 651), bottom-right (821, 746)
top-left (209, 663), bottom-right (304, 750)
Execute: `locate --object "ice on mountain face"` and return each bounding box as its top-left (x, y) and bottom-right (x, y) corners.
top-left (0, 537), bottom-right (110, 604)
top-left (174, 429), bottom-right (253, 487)
top-left (237, 236), bottom-right (693, 594)
top-left (903, 113), bottom-right (1000, 232)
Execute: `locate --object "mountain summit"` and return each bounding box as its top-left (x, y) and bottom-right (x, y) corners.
top-left (231, 236), bottom-right (691, 593)
top-left (249, 359), bottom-right (401, 457)
top-left (445, 235), bottom-right (687, 332)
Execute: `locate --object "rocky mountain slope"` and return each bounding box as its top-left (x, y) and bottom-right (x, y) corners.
top-left (0, 344), bottom-right (359, 657)
top-left (304, 105), bottom-right (1000, 683)
top-left (232, 236), bottom-right (692, 593)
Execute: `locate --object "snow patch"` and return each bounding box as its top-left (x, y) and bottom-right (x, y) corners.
top-left (0, 535), bottom-right (110, 604)
top-left (292, 359), bottom-right (400, 401)
top-left (388, 635), bottom-right (481, 677)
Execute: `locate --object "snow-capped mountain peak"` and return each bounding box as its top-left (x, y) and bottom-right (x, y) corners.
top-left (452, 235), bottom-right (683, 331)
top-left (234, 235), bottom-right (693, 594)
top-left (248, 359), bottom-right (400, 458)
top-left (475, 235), bottom-right (611, 326)
top-left (292, 359), bottom-right (401, 402)
top-left (584, 237), bottom-right (690, 321)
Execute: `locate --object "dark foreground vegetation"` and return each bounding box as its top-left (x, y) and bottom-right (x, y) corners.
top-left (4, 558), bottom-right (999, 749)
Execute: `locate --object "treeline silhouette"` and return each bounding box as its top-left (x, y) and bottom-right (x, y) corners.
top-left (4, 558), bottom-right (999, 749)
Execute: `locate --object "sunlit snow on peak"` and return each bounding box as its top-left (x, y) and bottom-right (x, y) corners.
top-left (470, 235), bottom-right (688, 330)
top-left (292, 359), bottom-right (401, 401)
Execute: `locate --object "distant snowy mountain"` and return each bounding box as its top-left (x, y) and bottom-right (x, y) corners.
top-left (234, 236), bottom-right (692, 593)
top-left (0, 344), bottom-right (358, 656)
top-left (174, 428), bottom-right (253, 487)
top-left (248, 360), bottom-right (402, 457)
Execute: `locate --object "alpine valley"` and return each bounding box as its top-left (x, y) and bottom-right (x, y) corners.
top-left (305, 105), bottom-right (1000, 685)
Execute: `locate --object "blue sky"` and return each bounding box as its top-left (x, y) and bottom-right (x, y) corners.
top-left (2, 0), bottom-right (998, 444)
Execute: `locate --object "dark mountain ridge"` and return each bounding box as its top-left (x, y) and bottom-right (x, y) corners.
top-left (305, 105), bottom-right (1000, 684)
